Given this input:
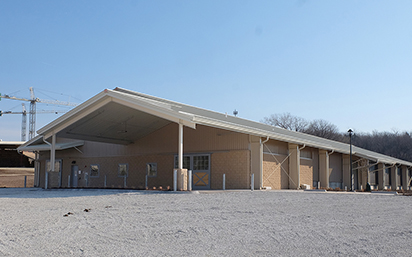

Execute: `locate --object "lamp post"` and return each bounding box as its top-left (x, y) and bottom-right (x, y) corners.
top-left (348, 128), bottom-right (353, 191)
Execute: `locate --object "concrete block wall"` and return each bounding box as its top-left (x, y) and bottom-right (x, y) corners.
top-left (300, 158), bottom-right (313, 189)
top-left (211, 150), bottom-right (250, 189)
top-left (40, 154), bottom-right (175, 189)
top-left (262, 153), bottom-right (289, 189)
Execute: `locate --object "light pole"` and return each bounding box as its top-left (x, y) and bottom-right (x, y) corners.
top-left (348, 129), bottom-right (353, 191)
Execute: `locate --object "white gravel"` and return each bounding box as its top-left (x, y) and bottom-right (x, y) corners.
top-left (1, 188), bottom-right (411, 256)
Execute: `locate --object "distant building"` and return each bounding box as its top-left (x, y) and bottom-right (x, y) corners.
top-left (18, 88), bottom-right (412, 190)
top-left (0, 141), bottom-right (33, 167)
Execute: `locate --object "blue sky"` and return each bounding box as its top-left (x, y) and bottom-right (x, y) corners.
top-left (1, 0), bottom-right (412, 141)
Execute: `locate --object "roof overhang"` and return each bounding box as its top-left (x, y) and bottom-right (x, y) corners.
top-left (17, 139), bottom-right (84, 152)
top-left (36, 89), bottom-right (196, 145)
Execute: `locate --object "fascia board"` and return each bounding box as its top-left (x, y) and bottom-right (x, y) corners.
top-left (17, 135), bottom-right (43, 150)
top-left (17, 141), bottom-right (84, 152)
top-left (0, 141), bottom-right (25, 145)
top-left (193, 116), bottom-right (339, 151)
top-left (18, 145), bottom-right (51, 151)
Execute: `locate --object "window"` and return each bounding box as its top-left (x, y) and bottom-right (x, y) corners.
top-left (193, 155), bottom-right (209, 170)
top-left (90, 164), bottom-right (99, 177)
top-left (147, 163), bottom-right (157, 177)
top-left (118, 164), bottom-right (128, 177)
top-left (174, 154), bottom-right (210, 171)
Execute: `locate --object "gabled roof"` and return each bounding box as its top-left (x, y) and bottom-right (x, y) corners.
top-left (18, 87), bottom-right (412, 167)
top-left (113, 88), bottom-right (412, 167)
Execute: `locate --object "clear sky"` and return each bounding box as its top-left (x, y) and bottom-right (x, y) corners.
top-left (1, 0), bottom-right (412, 141)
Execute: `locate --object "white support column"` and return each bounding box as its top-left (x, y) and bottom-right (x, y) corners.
top-left (45, 134), bottom-right (56, 190)
top-left (178, 123), bottom-right (183, 170)
top-left (401, 166), bottom-right (407, 190)
top-left (378, 163), bottom-right (385, 190)
top-left (391, 166), bottom-right (397, 190)
top-left (175, 122), bottom-right (188, 191)
top-left (51, 134), bottom-right (56, 172)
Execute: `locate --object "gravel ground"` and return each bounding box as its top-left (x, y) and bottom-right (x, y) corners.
top-left (0, 188), bottom-right (411, 256)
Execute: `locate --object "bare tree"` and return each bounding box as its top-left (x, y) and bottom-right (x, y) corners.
top-left (261, 112), bottom-right (308, 132)
top-left (303, 119), bottom-right (341, 140)
top-left (262, 112), bottom-right (412, 162)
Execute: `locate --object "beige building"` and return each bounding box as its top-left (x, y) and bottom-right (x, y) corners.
top-left (18, 88), bottom-right (412, 191)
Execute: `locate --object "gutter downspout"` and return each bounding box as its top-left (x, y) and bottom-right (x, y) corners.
top-left (260, 136), bottom-right (270, 189)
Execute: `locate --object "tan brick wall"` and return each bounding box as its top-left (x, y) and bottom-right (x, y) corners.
top-left (52, 154), bottom-right (175, 189)
top-left (262, 153), bottom-right (289, 189)
top-left (211, 150), bottom-right (250, 189)
top-left (48, 171), bottom-right (60, 188)
top-left (300, 158), bottom-right (313, 188)
top-left (329, 153), bottom-right (343, 188)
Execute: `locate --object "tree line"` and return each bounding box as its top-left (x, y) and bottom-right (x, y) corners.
top-left (262, 113), bottom-right (412, 162)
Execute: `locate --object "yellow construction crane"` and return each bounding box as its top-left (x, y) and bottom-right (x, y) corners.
top-left (0, 87), bottom-right (77, 140)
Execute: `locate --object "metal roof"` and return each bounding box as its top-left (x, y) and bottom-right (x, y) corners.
top-left (114, 87), bottom-right (412, 167)
top-left (18, 87), bottom-right (412, 167)
top-left (0, 141), bottom-right (25, 146)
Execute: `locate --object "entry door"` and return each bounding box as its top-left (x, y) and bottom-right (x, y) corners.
top-left (192, 155), bottom-right (210, 190)
top-left (71, 165), bottom-right (78, 188)
top-left (175, 154), bottom-right (210, 190)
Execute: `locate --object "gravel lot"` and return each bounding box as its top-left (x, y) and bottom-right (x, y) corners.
top-left (0, 188), bottom-right (411, 256)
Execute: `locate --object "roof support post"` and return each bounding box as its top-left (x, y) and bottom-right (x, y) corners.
top-left (175, 122), bottom-right (188, 191)
top-left (378, 163), bottom-right (385, 190)
top-left (402, 166), bottom-right (408, 190)
top-left (178, 123), bottom-right (183, 170)
top-left (360, 160), bottom-right (369, 190)
top-left (342, 155), bottom-right (350, 190)
top-left (46, 133), bottom-right (56, 190)
top-left (391, 166), bottom-right (398, 190)
top-left (51, 134), bottom-right (56, 173)
top-left (319, 150), bottom-right (330, 189)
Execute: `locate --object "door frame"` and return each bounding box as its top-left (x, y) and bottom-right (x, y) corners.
top-left (174, 153), bottom-right (211, 190)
